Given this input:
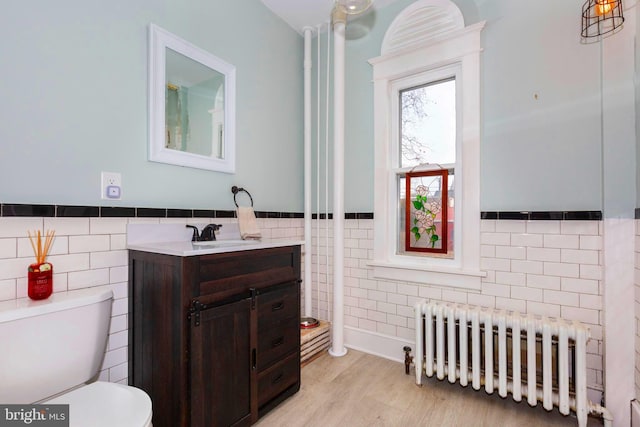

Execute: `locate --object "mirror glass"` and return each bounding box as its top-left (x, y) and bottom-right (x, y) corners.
top-left (149, 24), bottom-right (236, 173)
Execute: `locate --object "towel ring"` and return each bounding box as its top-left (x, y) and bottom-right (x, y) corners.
top-left (231, 186), bottom-right (254, 208)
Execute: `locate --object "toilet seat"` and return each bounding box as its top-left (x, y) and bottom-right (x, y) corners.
top-left (46, 381), bottom-right (152, 427)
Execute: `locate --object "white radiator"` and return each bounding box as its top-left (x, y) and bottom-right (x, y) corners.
top-left (414, 301), bottom-right (612, 426)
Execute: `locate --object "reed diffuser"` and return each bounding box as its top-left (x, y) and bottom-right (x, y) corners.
top-left (27, 229), bottom-right (55, 300)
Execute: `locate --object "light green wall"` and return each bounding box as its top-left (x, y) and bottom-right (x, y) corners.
top-left (313, 0), bottom-right (635, 214)
top-left (0, 0), bottom-right (303, 212)
top-left (4, 0), bottom-right (635, 215)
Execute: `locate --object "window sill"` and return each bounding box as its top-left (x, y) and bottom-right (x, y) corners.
top-left (368, 260), bottom-right (485, 290)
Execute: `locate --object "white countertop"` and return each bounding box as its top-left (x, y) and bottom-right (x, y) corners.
top-left (127, 238), bottom-right (304, 257)
top-left (126, 223), bottom-right (303, 256)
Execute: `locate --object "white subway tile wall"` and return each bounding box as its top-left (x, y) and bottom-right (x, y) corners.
top-left (0, 213), bottom-right (610, 397)
top-left (0, 216), bottom-right (304, 385)
top-left (310, 219), bottom-right (604, 397)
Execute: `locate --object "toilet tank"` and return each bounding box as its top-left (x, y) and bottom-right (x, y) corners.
top-left (0, 287), bottom-right (113, 404)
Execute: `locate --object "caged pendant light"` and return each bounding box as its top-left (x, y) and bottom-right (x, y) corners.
top-left (581, 0), bottom-right (625, 38)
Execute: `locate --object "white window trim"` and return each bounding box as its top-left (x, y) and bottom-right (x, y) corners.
top-left (369, 20), bottom-right (486, 290)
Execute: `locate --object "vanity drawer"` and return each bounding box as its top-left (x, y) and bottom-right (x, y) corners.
top-left (257, 352), bottom-right (300, 408)
top-left (257, 282), bottom-right (298, 324)
top-left (257, 317), bottom-right (299, 370)
top-left (198, 247), bottom-right (299, 298)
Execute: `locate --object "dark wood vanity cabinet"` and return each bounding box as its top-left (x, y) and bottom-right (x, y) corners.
top-left (128, 245), bottom-right (301, 427)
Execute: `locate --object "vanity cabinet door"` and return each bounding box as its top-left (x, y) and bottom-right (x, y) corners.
top-left (190, 297), bottom-right (255, 427)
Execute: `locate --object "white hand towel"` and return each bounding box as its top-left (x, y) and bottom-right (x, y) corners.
top-left (237, 207), bottom-right (261, 240)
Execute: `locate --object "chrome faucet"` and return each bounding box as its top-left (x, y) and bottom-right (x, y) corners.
top-left (186, 224), bottom-right (223, 242)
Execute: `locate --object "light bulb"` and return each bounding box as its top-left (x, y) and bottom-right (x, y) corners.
top-left (595, 0), bottom-right (615, 16)
top-left (335, 0), bottom-right (373, 15)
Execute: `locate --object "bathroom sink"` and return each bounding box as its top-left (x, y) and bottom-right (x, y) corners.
top-left (192, 240), bottom-right (257, 247)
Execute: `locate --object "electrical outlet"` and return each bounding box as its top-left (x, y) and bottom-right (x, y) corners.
top-left (101, 172), bottom-right (122, 200)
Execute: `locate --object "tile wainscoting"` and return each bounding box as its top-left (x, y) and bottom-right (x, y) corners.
top-left (309, 215), bottom-right (605, 403)
top-left (0, 212), bottom-right (304, 386)
top-left (0, 204), bottom-right (608, 403)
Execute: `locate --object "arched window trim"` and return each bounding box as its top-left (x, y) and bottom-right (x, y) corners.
top-left (368, 1), bottom-right (486, 290)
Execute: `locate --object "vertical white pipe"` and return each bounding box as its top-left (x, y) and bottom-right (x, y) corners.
top-left (324, 23), bottom-right (331, 323)
top-left (329, 11), bottom-right (347, 357)
top-left (303, 27), bottom-right (313, 318)
top-left (316, 24), bottom-right (322, 320)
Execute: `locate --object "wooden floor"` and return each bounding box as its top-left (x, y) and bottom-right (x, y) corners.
top-left (256, 349), bottom-right (603, 427)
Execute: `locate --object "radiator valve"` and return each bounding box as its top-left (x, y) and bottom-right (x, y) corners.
top-left (403, 346), bottom-right (413, 375)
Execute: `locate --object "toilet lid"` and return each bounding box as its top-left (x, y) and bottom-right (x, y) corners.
top-left (45, 381), bottom-right (152, 427)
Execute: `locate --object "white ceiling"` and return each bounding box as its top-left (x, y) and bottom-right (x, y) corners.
top-left (260, 0), bottom-right (400, 34)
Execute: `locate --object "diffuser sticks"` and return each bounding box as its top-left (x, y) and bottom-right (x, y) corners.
top-left (28, 229), bottom-right (55, 264)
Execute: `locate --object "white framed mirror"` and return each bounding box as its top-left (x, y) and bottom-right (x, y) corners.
top-left (148, 23), bottom-right (236, 173)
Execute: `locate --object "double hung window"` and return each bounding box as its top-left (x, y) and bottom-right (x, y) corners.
top-left (397, 75), bottom-right (457, 258)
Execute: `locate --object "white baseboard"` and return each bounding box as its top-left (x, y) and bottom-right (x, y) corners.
top-left (344, 326), bottom-right (414, 364)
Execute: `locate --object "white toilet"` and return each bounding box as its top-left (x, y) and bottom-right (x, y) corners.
top-left (0, 287), bottom-right (152, 427)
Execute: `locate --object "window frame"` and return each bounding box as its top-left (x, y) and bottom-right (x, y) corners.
top-left (369, 19), bottom-right (486, 290)
top-left (392, 67), bottom-right (461, 260)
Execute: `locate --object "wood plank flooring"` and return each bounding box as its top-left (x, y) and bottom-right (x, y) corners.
top-left (256, 349), bottom-right (604, 427)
